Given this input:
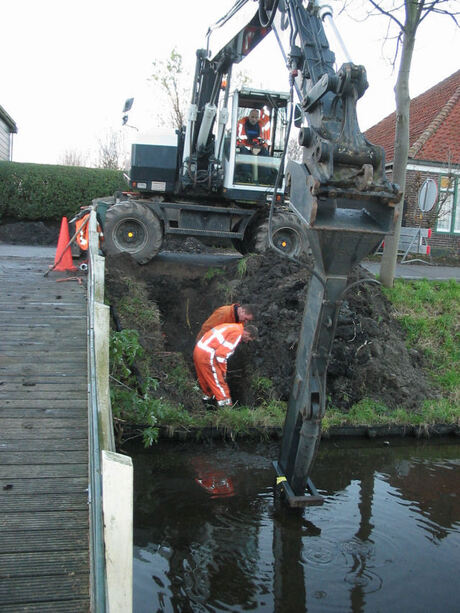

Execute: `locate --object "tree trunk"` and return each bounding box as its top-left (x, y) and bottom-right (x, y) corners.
top-left (379, 2), bottom-right (419, 287)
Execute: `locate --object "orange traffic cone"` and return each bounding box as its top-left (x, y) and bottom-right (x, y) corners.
top-left (53, 217), bottom-right (77, 272)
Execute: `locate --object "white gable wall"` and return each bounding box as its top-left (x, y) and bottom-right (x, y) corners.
top-left (0, 118), bottom-right (11, 160)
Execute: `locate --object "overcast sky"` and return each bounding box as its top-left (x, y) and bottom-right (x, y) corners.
top-left (1, 0), bottom-right (459, 165)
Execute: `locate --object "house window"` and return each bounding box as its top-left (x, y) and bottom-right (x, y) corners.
top-left (436, 176), bottom-right (459, 234)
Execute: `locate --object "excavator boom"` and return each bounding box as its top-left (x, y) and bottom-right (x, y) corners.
top-left (198, 0), bottom-right (401, 505)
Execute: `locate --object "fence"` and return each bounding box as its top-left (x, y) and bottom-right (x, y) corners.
top-left (378, 227), bottom-right (432, 263)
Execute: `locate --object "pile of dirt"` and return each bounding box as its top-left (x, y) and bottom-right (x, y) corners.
top-left (0, 219), bottom-right (60, 245)
top-left (104, 247), bottom-right (435, 412)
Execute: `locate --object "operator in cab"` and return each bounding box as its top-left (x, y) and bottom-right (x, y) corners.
top-left (236, 108), bottom-right (272, 183)
top-left (236, 108), bottom-right (270, 156)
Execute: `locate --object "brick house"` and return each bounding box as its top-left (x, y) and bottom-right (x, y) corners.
top-left (0, 105), bottom-right (17, 161)
top-left (365, 70), bottom-right (460, 256)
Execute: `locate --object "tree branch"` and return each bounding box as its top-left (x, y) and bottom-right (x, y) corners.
top-left (367, 0), bottom-right (406, 30)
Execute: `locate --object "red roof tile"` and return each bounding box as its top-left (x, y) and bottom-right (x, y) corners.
top-left (364, 70), bottom-right (460, 165)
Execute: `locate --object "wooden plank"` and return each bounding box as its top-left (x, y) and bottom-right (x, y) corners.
top-left (0, 529), bottom-right (89, 553)
top-left (0, 299), bottom-right (86, 305)
top-left (0, 510), bottom-right (89, 531)
top-left (0, 436), bottom-right (87, 451)
top-left (0, 364), bottom-right (87, 375)
top-left (0, 340), bottom-right (86, 347)
top-left (0, 308), bottom-right (86, 314)
top-left (0, 354), bottom-right (85, 363)
top-left (0, 550), bottom-right (89, 577)
top-left (0, 286), bottom-right (84, 293)
top-left (0, 317), bottom-right (86, 325)
top-left (0, 382), bottom-right (87, 391)
top-left (0, 437), bottom-right (87, 450)
top-left (0, 400), bottom-right (88, 409)
top-left (0, 477), bottom-right (88, 494)
top-left (0, 598), bottom-right (90, 612)
top-left (0, 300), bottom-right (86, 307)
top-left (0, 351), bottom-right (86, 360)
top-left (0, 408), bottom-right (87, 419)
top-left (0, 574), bottom-right (89, 605)
top-left (1, 492), bottom-right (88, 512)
top-left (0, 451), bottom-right (88, 465)
top-left (1, 302), bottom-right (86, 310)
top-left (0, 373), bottom-right (87, 385)
top-left (0, 418), bottom-right (86, 429)
top-left (1, 328), bottom-right (85, 336)
top-left (0, 397), bottom-right (87, 405)
top-left (0, 388), bottom-right (87, 396)
top-left (0, 429), bottom-right (87, 440)
top-left (0, 465), bottom-right (88, 479)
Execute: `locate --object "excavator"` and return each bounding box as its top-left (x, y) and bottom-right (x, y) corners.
top-left (94, 0), bottom-right (401, 506)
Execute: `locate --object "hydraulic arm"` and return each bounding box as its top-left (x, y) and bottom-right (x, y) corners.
top-left (187, 0), bottom-right (401, 504)
top-left (264, 0), bottom-right (401, 504)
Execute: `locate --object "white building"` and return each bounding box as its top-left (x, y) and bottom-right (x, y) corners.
top-left (0, 105), bottom-right (17, 160)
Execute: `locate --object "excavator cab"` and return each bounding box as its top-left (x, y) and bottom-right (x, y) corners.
top-left (222, 88), bottom-right (289, 195)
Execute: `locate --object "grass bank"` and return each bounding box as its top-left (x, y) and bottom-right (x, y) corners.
top-left (110, 278), bottom-right (460, 445)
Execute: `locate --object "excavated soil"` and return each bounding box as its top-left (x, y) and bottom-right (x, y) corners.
top-left (0, 219), bottom-right (61, 245)
top-left (104, 242), bottom-right (435, 412)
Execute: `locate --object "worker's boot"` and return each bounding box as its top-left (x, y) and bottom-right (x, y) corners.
top-left (217, 398), bottom-right (232, 407)
top-left (202, 396), bottom-right (217, 410)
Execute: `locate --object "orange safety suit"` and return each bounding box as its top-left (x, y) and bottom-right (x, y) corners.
top-left (193, 322), bottom-right (244, 404)
top-left (236, 116), bottom-right (271, 148)
top-left (196, 303), bottom-right (239, 342)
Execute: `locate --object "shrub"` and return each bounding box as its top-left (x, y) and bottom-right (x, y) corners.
top-left (0, 161), bottom-right (127, 221)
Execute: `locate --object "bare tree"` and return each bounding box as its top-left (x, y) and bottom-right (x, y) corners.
top-left (59, 149), bottom-right (88, 167)
top-left (97, 129), bottom-right (124, 170)
top-left (354, 0), bottom-right (459, 286)
top-left (151, 48), bottom-right (189, 131)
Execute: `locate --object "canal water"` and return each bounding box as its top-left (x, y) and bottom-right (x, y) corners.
top-left (131, 437), bottom-right (460, 612)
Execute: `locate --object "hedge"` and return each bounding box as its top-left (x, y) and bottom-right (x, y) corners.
top-left (0, 161), bottom-right (128, 222)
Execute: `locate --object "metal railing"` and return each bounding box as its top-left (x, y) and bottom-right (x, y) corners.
top-left (87, 207), bottom-right (109, 611)
top-left (87, 205), bottom-right (133, 612)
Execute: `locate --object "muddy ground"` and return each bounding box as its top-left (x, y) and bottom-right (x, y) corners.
top-left (0, 220), bottom-right (436, 412)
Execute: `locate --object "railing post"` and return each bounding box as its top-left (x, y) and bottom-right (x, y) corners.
top-left (94, 302), bottom-right (115, 451)
top-left (102, 451), bottom-right (133, 613)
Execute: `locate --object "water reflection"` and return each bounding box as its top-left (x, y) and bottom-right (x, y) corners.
top-left (131, 439), bottom-right (460, 612)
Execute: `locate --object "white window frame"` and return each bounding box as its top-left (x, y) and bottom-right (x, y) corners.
top-left (436, 176), bottom-right (459, 234)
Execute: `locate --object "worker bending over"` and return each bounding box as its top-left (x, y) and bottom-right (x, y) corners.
top-left (196, 303), bottom-right (256, 342)
top-left (194, 323), bottom-right (258, 407)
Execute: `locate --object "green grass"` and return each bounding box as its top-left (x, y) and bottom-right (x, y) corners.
top-left (383, 279), bottom-right (459, 401)
top-left (114, 277), bottom-right (160, 332)
top-left (322, 397), bottom-right (459, 431)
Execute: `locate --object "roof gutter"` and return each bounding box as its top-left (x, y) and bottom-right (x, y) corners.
top-left (0, 105), bottom-right (18, 133)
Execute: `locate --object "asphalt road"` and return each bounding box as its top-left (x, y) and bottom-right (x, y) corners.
top-left (361, 259), bottom-right (460, 281)
top-left (0, 243), bottom-right (459, 281)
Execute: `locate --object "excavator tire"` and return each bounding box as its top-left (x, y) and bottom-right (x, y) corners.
top-left (253, 212), bottom-right (307, 257)
top-left (102, 201), bottom-right (163, 264)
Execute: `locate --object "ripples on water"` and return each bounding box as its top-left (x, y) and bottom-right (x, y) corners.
top-left (131, 439), bottom-right (460, 612)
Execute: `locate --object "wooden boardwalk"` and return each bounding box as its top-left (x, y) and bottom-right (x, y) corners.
top-left (0, 253), bottom-right (90, 611)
